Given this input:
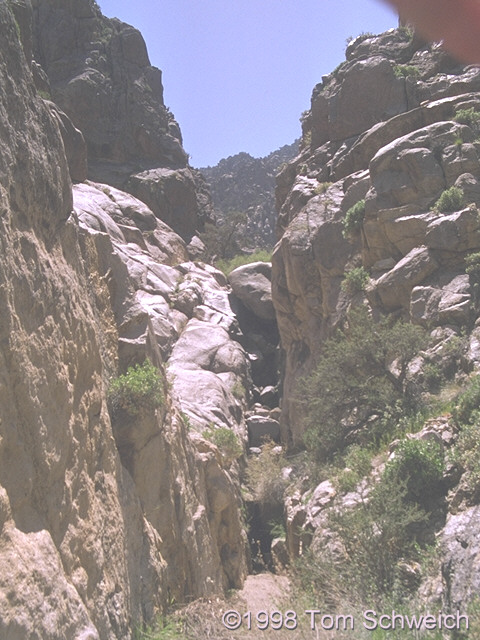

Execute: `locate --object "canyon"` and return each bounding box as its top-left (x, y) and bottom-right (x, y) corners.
top-left (2, 1), bottom-right (480, 638)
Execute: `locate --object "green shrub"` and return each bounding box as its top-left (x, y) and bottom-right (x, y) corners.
top-left (466, 252), bottom-right (480, 304)
top-left (341, 266), bottom-right (370, 294)
top-left (466, 597), bottom-right (480, 639)
top-left (452, 375), bottom-right (480, 426)
top-left (454, 419), bottom-right (480, 496)
top-left (423, 362), bottom-right (444, 391)
top-left (180, 412), bottom-right (193, 431)
top-left (433, 186), bottom-right (464, 213)
top-left (342, 199), bottom-right (366, 237)
top-left (198, 210), bottom-right (247, 263)
top-left (298, 163), bottom-right (308, 175)
top-left (202, 426), bottom-right (243, 461)
top-left (336, 445), bottom-right (372, 493)
top-left (466, 251), bottom-right (480, 280)
top-left (451, 377), bottom-right (480, 497)
top-left (332, 60), bottom-right (347, 76)
top-left (398, 25), bottom-right (414, 39)
top-left (269, 518), bottom-right (286, 539)
top-left (300, 130), bottom-right (312, 150)
top-left (216, 249), bottom-right (272, 275)
top-left (134, 618), bottom-right (184, 640)
top-left (383, 438), bottom-right (444, 508)
top-left (393, 64), bottom-right (420, 78)
top-left (300, 109), bottom-right (310, 124)
top-left (323, 472), bottom-right (427, 601)
top-left (108, 360), bottom-right (164, 418)
top-left (301, 306), bottom-right (427, 461)
top-left (454, 106), bottom-right (480, 130)
top-left (345, 31), bottom-right (375, 47)
top-left (231, 379), bottom-right (246, 400)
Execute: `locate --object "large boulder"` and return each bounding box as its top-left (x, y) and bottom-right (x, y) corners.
top-left (246, 415), bottom-right (281, 447)
top-left (368, 122), bottom-right (472, 212)
top-left (168, 318), bottom-right (247, 377)
top-left (441, 506), bottom-right (480, 612)
top-left (425, 204), bottom-right (480, 255)
top-left (127, 167), bottom-right (209, 241)
top-left (229, 261), bottom-right (276, 322)
top-left (372, 246), bottom-right (439, 311)
top-left (410, 274), bottom-right (472, 327)
top-left (311, 56), bottom-right (408, 148)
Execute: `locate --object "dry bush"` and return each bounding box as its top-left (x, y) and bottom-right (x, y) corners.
top-left (245, 441), bottom-right (289, 506)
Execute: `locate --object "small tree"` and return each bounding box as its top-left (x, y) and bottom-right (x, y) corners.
top-left (198, 210), bottom-right (247, 263)
top-left (393, 64), bottom-right (420, 78)
top-left (433, 186), bottom-right (464, 213)
top-left (246, 441), bottom-right (288, 506)
top-left (301, 307), bottom-right (427, 460)
top-left (466, 251), bottom-right (480, 307)
top-left (329, 471), bottom-right (427, 599)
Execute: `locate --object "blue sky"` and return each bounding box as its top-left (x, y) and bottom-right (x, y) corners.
top-left (98, 0), bottom-right (398, 167)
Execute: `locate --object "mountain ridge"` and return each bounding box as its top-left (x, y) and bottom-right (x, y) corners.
top-left (199, 140), bottom-right (299, 248)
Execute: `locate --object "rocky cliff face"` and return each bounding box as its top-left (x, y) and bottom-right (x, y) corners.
top-left (200, 142), bottom-right (298, 249)
top-left (0, 1), bottom-right (249, 638)
top-left (26, 0), bottom-right (212, 241)
top-left (272, 27), bottom-right (480, 617)
top-left (273, 28), bottom-right (480, 445)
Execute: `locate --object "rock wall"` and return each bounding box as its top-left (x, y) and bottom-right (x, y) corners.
top-left (0, 1), bottom-right (249, 637)
top-left (272, 26), bottom-right (480, 618)
top-left (27, 0), bottom-right (212, 241)
top-left (31, 0), bottom-right (186, 172)
top-left (273, 28), bottom-right (480, 446)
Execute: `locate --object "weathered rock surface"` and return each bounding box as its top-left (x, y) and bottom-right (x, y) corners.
top-left (229, 262), bottom-right (276, 322)
top-left (373, 246), bottom-right (439, 310)
top-left (127, 167), bottom-right (212, 241)
top-left (272, 25), bottom-right (480, 620)
top-left (46, 100), bottom-right (88, 182)
top-left (410, 273), bottom-right (472, 326)
top-left (28, 0), bottom-right (213, 239)
top-left (0, 5), bottom-right (166, 636)
top-left (74, 181), bottom-right (252, 596)
top-left (440, 506), bottom-right (480, 612)
top-left (246, 415), bottom-right (281, 448)
top-left (311, 55), bottom-right (408, 148)
top-left (0, 3), bottom-right (250, 638)
top-left (273, 28), bottom-right (480, 446)
top-left (32, 0), bottom-right (187, 173)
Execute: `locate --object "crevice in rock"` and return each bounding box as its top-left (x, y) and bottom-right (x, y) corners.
top-left (245, 500), bottom-right (283, 573)
top-left (229, 294), bottom-right (280, 391)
